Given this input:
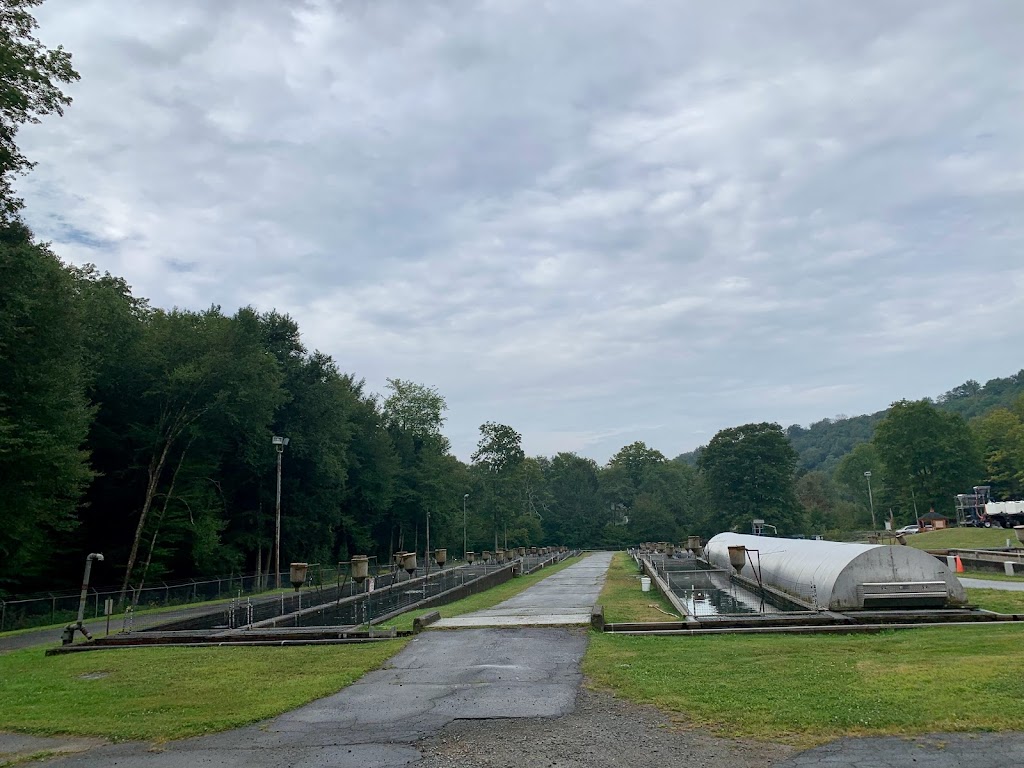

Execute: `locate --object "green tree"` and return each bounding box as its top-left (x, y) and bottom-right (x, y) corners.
top-left (0, 223), bottom-right (92, 588)
top-left (0, 0), bottom-right (79, 221)
top-left (471, 422), bottom-right (525, 550)
top-left (698, 422), bottom-right (800, 534)
top-left (601, 441), bottom-right (666, 510)
top-left (872, 400), bottom-right (982, 517)
top-left (543, 452), bottom-right (603, 547)
top-left (971, 407), bottom-right (1024, 500)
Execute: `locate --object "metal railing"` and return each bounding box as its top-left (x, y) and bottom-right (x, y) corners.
top-left (0, 570), bottom-right (303, 633)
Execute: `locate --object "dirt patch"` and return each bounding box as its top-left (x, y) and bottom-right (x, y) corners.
top-left (415, 687), bottom-right (794, 768)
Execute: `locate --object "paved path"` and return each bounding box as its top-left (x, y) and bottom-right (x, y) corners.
top-left (44, 628), bottom-right (588, 767)
top-left (433, 551), bottom-right (614, 628)
top-left (16, 552), bottom-right (615, 767)
top-left (960, 577), bottom-right (1024, 591)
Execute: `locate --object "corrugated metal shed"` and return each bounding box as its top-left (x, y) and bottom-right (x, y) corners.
top-left (705, 533), bottom-right (966, 610)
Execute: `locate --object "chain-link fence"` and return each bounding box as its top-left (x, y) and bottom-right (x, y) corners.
top-left (0, 570), bottom-right (306, 632)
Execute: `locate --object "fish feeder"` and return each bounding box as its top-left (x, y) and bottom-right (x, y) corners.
top-left (402, 552), bottom-right (417, 576)
top-left (351, 555), bottom-right (369, 583)
top-left (530, 546), bottom-right (538, 555)
top-left (496, 549), bottom-right (505, 564)
top-left (434, 548), bottom-right (447, 567)
top-left (518, 546), bottom-right (526, 557)
top-left (727, 546), bottom-right (747, 575)
top-left (290, 562), bottom-right (309, 592)
top-left (482, 550), bottom-right (492, 563)
top-left (466, 551), bottom-right (476, 564)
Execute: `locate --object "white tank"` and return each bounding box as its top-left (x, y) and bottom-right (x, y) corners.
top-left (705, 533), bottom-right (966, 610)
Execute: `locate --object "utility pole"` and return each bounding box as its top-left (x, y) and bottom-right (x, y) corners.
top-left (272, 436), bottom-right (289, 589)
top-left (864, 470), bottom-right (876, 530)
top-left (426, 508), bottom-right (431, 578)
top-left (463, 493), bottom-right (469, 560)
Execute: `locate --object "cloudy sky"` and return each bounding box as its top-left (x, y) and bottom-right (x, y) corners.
top-left (18, 0), bottom-right (1024, 462)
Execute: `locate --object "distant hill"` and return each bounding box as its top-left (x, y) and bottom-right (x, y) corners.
top-left (675, 369), bottom-right (1024, 473)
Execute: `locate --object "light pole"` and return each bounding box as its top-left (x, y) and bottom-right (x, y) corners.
top-left (426, 508), bottom-right (431, 579)
top-left (272, 435), bottom-right (290, 589)
top-left (864, 470), bottom-right (877, 531)
top-left (463, 493), bottom-right (469, 560)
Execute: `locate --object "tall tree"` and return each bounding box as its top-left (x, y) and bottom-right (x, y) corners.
top-left (698, 422), bottom-right (800, 534)
top-left (471, 422), bottom-right (525, 550)
top-left (0, 224), bottom-right (92, 588)
top-left (971, 407), bottom-right (1024, 501)
top-left (0, 0), bottom-right (79, 221)
top-left (872, 400), bottom-right (982, 517)
top-left (601, 441), bottom-right (666, 510)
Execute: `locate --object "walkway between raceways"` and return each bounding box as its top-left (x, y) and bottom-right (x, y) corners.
top-left (20, 552), bottom-right (615, 768)
top-left (433, 549), bottom-right (614, 627)
top-left (960, 577), bottom-right (1024, 591)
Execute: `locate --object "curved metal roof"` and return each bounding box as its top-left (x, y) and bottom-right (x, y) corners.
top-left (705, 533), bottom-right (966, 610)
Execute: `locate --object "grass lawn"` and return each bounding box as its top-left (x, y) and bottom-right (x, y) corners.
top-left (907, 528), bottom-right (1022, 550)
top-left (966, 587), bottom-right (1024, 614)
top-left (584, 624), bottom-right (1024, 746)
top-left (0, 640), bottom-right (406, 742)
top-left (596, 552), bottom-right (681, 623)
top-left (386, 554), bottom-right (583, 631)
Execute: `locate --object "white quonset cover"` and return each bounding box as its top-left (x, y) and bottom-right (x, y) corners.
top-left (705, 533), bottom-right (967, 610)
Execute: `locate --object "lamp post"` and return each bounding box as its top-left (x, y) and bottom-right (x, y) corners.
top-left (864, 470), bottom-right (877, 531)
top-left (272, 435), bottom-right (290, 589)
top-left (463, 493), bottom-right (469, 560)
top-left (426, 508), bottom-right (431, 579)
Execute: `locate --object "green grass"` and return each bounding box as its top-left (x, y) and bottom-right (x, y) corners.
top-left (386, 555), bottom-right (583, 631)
top-left (0, 641), bottom-right (407, 742)
top-left (907, 528), bottom-right (1022, 550)
top-left (966, 587), bottom-right (1024, 614)
top-left (596, 552), bottom-right (681, 623)
top-left (584, 624), bottom-right (1024, 746)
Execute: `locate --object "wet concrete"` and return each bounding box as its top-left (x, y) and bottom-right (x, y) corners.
top-left (433, 551), bottom-right (614, 628)
top-left (42, 628), bottom-right (587, 767)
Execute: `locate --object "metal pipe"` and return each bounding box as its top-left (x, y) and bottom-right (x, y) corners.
top-left (63, 553), bottom-right (103, 645)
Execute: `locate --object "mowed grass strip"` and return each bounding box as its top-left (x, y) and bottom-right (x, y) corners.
top-left (584, 624), bottom-right (1024, 745)
top-left (907, 528), bottom-right (1022, 550)
top-left (388, 554), bottom-right (584, 631)
top-left (597, 552), bottom-right (681, 623)
top-left (0, 640), bottom-right (406, 742)
top-left (966, 587), bottom-right (1024, 614)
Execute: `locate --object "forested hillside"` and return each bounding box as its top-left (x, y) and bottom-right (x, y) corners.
top-left (677, 372), bottom-right (1024, 474)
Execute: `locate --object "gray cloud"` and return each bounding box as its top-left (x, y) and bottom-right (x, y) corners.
top-left (18, 0), bottom-right (1024, 461)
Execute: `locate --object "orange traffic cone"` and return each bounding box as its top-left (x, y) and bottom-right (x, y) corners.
top-left (955, 555), bottom-right (964, 574)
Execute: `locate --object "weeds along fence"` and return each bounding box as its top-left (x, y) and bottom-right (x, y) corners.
top-left (0, 569), bottom-right (326, 633)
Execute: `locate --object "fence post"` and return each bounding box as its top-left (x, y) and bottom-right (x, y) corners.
top-left (1, 600), bottom-right (5, 632)
top-left (50, 594), bottom-right (56, 624)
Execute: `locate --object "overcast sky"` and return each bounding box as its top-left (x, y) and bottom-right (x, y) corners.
top-left (18, 0), bottom-right (1024, 462)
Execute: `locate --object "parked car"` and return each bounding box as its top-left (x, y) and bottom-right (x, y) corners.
top-left (894, 525), bottom-right (920, 535)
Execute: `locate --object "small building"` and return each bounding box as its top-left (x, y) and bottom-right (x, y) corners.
top-left (918, 510), bottom-right (950, 530)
